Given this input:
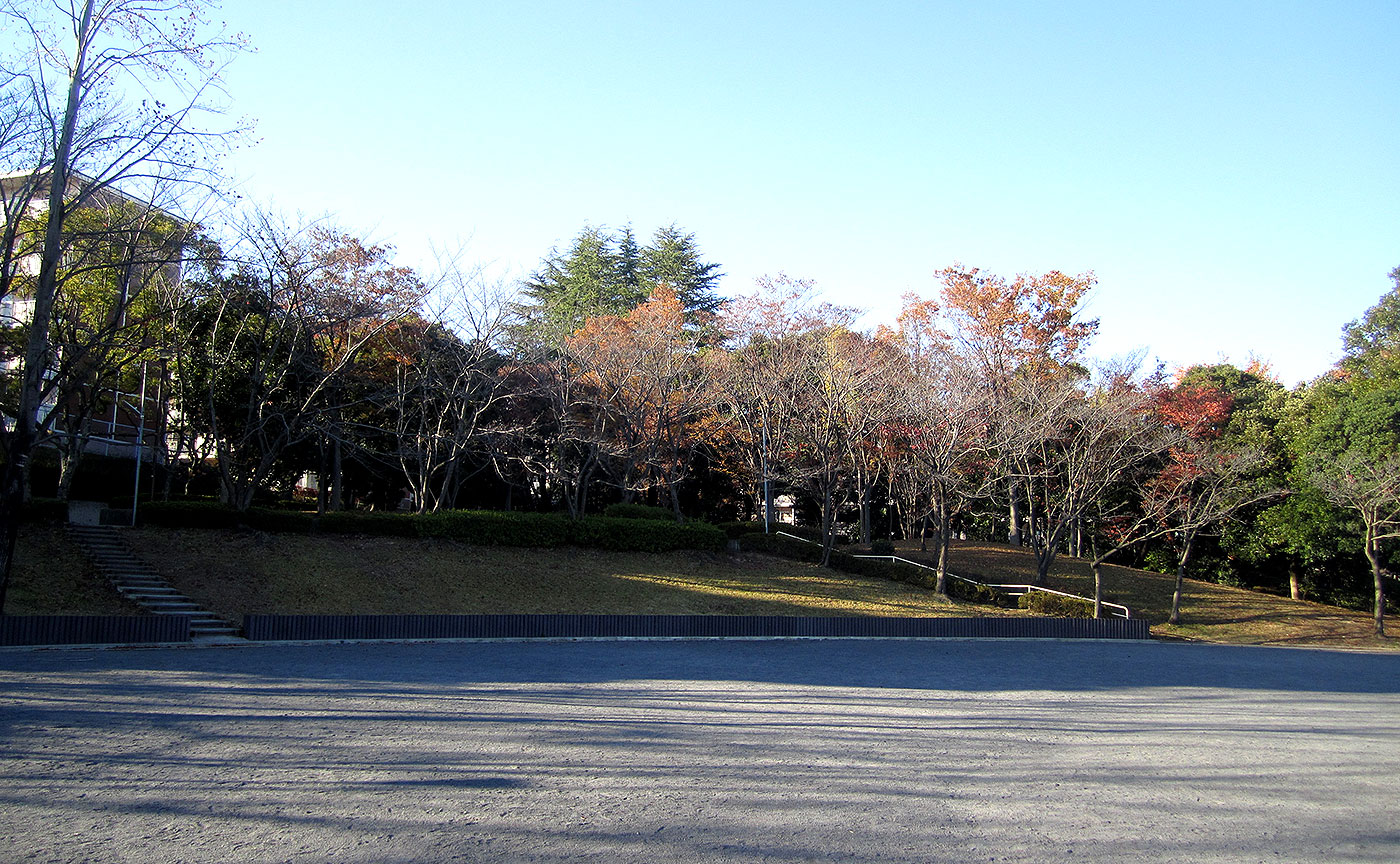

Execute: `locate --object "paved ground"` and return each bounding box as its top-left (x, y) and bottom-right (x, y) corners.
top-left (0, 639), bottom-right (1397, 864)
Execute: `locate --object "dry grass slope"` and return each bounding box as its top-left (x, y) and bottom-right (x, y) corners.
top-left (9, 525), bottom-right (1393, 650)
top-left (125, 527), bottom-right (971, 623)
top-left (895, 539), bottom-right (1395, 651)
top-left (6, 525), bottom-right (141, 616)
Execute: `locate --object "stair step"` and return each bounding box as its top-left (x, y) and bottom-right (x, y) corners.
top-left (72, 527), bottom-right (238, 638)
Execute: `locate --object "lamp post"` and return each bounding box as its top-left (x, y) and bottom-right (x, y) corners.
top-left (128, 360), bottom-right (147, 527)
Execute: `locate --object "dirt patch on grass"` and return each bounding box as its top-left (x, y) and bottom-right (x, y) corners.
top-left (128, 527), bottom-right (971, 623)
top-left (893, 539), bottom-right (1396, 651)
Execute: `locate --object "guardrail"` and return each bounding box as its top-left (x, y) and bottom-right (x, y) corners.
top-left (772, 532), bottom-right (1131, 619)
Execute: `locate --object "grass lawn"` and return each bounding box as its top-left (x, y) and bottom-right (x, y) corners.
top-left (894, 539), bottom-right (1396, 651)
top-left (125, 526), bottom-right (973, 623)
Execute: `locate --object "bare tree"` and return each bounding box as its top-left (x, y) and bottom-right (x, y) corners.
top-left (0, 0), bottom-right (248, 611)
top-left (886, 345), bottom-right (990, 591)
top-left (1310, 452), bottom-right (1400, 636)
top-left (996, 366), bottom-right (1165, 586)
top-left (712, 274), bottom-right (856, 528)
top-left (185, 211), bottom-right (418, 511)
top-left (386, 266), bottom-right (514, 513)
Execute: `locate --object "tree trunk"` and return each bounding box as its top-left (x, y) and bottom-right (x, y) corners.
top-left (934, 497), bottom-right (950, 595)
top-left (56, 448), bottom-right (83, 502)
top-left (1289, 565), bottom-right (1302, 602)
top-left (330, 436), bottom-right (344, 511)
top-left (1168, 535), bottom-right (1196, 625)
top-left (668, 483), bottom-right (684, 524)
top-left (1090, 534), bottom-right (1102, 619)
top-left (858, 471), bottom-right (871, 546)
top-left (1007, 478), bottom-right (1021, 547)
top-left (1364, 530), bottom-right (1386, 637)
top-left (819, 479), bottom-right (835, 567)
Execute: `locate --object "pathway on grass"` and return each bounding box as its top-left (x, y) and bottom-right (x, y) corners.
top-left (1, 640), bottom-right (1397, 863)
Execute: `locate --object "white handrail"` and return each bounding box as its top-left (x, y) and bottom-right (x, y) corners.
top-left (849, 553), bottom-right (1131, 619)
top-left (771, 532), bottom-right (1132, 619)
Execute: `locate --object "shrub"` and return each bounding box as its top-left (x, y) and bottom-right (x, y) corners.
top-left (316, 510), bottom-right (418, 537)
top-left (1017, 590), bottom-right (1095, 618)
top-left (869, 539), bottom-right (896, 555)
top-left (829, 549), bottom-right (906, 581)
top-left (770, 524), bottom-right (827, 544)
top-left (139, 502), bottom-right (726, 553)
top-left (717, 521), bottom-right (768, 539)
top-left (569, 516), bottom-right (725, 553)
top-left (739, 531), bottom-right (825, 562)
top-left (947, 576), bottom-right (1016, 607)
top-left (244, 508), bottom-right (317, 534)
top-left (602, 503), bottom-right (677, 522)
top-left (22, 498), bottom-right (69, 524)
top-left (417, 510), bottom-right (575, 547)
top-left (139, 500), bottom-right (243, 529)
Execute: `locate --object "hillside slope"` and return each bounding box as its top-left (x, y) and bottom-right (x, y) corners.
top-left (125, 526), bottom-right (970, 623)
top-left (900, 539), bottom-right (1394, 650)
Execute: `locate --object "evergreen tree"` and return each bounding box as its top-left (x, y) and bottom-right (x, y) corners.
top-left (521, 223), bottom-right (723, 338)
top-left (639, 224), bottom-right (724, 316)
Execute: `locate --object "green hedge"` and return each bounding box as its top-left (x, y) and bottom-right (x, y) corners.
top-left (602, 503), bottom-right (677, 522)
top-left (737, 531), bottom-right (926, 586)
top-left (135, 501), bottom-right (724, 553)
top-left (1017, 590), bottom-right (1095, 618)
top-left (737, 531), bottom-right (824, 561)
top-left (21, 498), bottom-right (69, 524)
top-left (417, 511), bottom-right (576, 547)
top-left (718, 521), bottom-right (767, 539)
top-left (947, 576), bottom-right (1016, 607)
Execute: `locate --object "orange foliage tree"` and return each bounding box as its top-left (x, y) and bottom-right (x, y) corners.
top-left (565, 285), bottom-right (710, 519)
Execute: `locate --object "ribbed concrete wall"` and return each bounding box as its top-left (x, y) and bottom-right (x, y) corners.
top-left (0, 615), bottom-right (191, 645)
top-left (243, 614), bottom-right (1152, 641)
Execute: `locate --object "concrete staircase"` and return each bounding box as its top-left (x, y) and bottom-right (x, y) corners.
top-left (67, 524), bottom-right (241, 639)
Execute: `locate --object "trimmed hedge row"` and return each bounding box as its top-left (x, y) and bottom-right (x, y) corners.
top-left (736, 531), bottom-right (925, 586)
top-left (1018, 590), bottom-right (1096, 618)
top-left (718, 522), bottom-right (831, 543)
top-left (738, 531), bottom-right (1037, 610)
top-left (22, 498), bottom-right (69, 524)
top-left (947, 576), bottom-right (1018, 607)
top-left (136, 501), bottom-right (725, 553)
top-left (602, 503), bottom-right (677, 522)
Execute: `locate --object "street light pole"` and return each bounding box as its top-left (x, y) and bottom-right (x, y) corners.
top-left (129, 361), bottom-right (146, 527)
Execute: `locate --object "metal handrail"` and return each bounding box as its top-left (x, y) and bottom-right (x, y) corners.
top-left (772, 532), bottom-right (1131, 619)
top-left (982, 582), bottom-right (1131, 620)
top-left (847, 550), bottom-right (1131, 620)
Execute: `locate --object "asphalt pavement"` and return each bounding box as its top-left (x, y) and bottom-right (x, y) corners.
top-left (1, 638), bottom-right (1397, 863)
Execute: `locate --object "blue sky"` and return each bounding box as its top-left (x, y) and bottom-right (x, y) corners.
top-left (214, 1), bottom-right (1399, 384)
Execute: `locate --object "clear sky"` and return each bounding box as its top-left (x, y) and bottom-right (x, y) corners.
top-left (212, 1), bottom-right (1399, 385)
